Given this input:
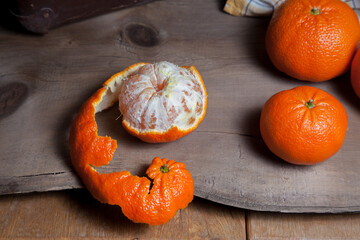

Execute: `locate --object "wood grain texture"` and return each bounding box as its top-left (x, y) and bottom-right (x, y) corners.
top-left (1, 0), bottom-right (360, 213)
top-left (0, 190), bottom-right (246, 239)
top-left (1, 190), bottom-right (360, 240)
top-left (247, 211), bottom-right (360, 240)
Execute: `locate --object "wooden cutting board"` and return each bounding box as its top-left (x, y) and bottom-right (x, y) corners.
top-left (1, 0), bottom-right (360, 213)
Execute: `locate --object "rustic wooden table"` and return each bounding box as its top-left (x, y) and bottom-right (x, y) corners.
top-left (1, 0), bottom-right (360, 239)
top-left (1, 190), bottom-right (360, 239)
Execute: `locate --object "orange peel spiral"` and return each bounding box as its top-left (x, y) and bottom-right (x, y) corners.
top-left (69, 62), bottom-right (198, 225)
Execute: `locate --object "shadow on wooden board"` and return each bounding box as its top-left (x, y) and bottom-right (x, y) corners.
top-left (0, 1), bottom-right (25, 33)
top-left (1, 0), bottom-right (155, 34)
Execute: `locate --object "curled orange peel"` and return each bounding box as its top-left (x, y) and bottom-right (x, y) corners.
top-left (69, 63), bottom-right (194, 225)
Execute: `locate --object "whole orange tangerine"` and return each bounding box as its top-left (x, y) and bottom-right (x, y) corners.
top-left (260, 86), bottom-right (348, 165)
top-left (266, 0), bottom-right (360, 82)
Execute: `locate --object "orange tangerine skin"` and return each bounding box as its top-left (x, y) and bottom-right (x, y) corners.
top-left (69, 63), bottom-right (195, 225)
top-left (123, 123), bottom-right (192, 143)
top-left (260, 86), bottom-right (348, 165)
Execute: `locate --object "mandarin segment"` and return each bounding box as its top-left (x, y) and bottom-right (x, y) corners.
top-left (260, 86), bottom-right (348, 165)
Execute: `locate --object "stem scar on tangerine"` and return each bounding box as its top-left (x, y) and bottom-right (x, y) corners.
top-left (310, 7), bottom-right (321, 15)
top-left (306, 99), bottom-right (315, 109)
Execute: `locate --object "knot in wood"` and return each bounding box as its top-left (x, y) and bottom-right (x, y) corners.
top-left (125, 23), bottom-right (159, 47)
top-left (0, 82), bottom-right (28, 118)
